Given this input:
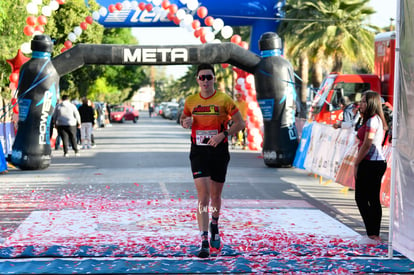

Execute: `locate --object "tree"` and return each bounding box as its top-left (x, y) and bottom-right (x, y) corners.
top-left (280, 0), bottom-right (379, 117)
top-left (48, 0), bottom-right (105, 99)
top-left (94, 28), bottom-right (149, 104)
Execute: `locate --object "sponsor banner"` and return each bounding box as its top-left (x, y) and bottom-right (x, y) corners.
top-left (293, 122), bottom-right (313, 169)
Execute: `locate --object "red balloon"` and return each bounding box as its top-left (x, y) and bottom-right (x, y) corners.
top-left (161, 0), bottom-right (170, 10)
top-left (204, 16), bottom-right (214, 26)
top-left (64, 40), bottom-right (73, 49)
top-left (34, 25), bottom-right (44, 33)
top-left (23, 25), bottom-right (34, 36)
top-left (138, 2), bottom-right (146, 10)
top-left (194, 29), bottom-right (201, 38)
top-left (169, 4), bottom-right (178, 14)
top-left (247, 108), bottom-right (254, 117)
top-left (173, 16), bottom-right (181, 25)
top-left (85, 16), bottom-right (93, 24)
top-left (146, 3), bottom-right (153, 12)
top-left (115, 3), bottom-right (123, 11)
top-left (26, 16), bottom-right (36, 26)
top-left (9, 73), bottom-right (19, 83)
top-left (167, 13), bottom-right (175, 21)
top-left (37, 15), bottom-right (47, 25)
top-left (240, 41), bottom-right (249, 50)
top-left (221, 63), bottom-right (229, 69)
top-left (199, 27), bottom-right (206, 37)
top-left (197, 6), bottom-right (208, 19)
top-left (60, 47), bottom-right (68, 53)
top-left (200, 35), bottom-right (207, 44)
top-left (231, 34), bottom-right (242, 44)
top-left (57, 0), bottom-right (66, 4)
top-left (80, 22), bottom-right (88, 30)
top-left (108, 4), bottom-right (116, 13)
top-left (192, 20), bottom-right (200, 30)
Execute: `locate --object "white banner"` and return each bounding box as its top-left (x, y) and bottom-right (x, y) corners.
top-left (392, 0), bottom-right (414, 262)
top-left (303, 123), bottom-right (355, 180)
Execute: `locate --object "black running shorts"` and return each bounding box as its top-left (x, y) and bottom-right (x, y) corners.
top-left (189, 142), bottom-right (230, 183)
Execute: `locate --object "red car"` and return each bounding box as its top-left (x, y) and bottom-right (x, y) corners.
top-left (110, 105), bottom-right (139, 123)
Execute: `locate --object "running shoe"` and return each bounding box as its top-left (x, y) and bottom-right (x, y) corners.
top-left (210, 222), bottom-right (221, 249)
top-left (197, 240), bottom-right (210, 258)
top-left (356, 235), bottom-right (380, 246)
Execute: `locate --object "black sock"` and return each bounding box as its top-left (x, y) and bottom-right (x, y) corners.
top-left (210, 217), bottom-right (219, 235)
top-left (201, 231), bottom-right (208, 241)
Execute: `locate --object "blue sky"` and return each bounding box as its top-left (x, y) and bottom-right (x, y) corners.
top-left (132, 0), bottom-right (398, 79)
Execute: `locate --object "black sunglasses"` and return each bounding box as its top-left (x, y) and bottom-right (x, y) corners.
top-left (197, 74), bottom-right (214, 81)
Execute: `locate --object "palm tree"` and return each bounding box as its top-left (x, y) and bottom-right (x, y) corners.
top-left (280, 0), bottom-right (379, 115)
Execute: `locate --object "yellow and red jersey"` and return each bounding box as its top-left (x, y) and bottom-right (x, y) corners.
top-left (183, 90), bottom-right (238, 144)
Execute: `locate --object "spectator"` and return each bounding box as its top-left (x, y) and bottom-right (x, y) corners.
top-left (78, 97), bottom-right (95, 149)
top-left (52, 95), bottom-right (81, 157)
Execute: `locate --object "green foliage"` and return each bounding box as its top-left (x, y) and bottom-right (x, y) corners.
top-left (280, 0), bottom-right (381, 79)
top-left (0, 0), bottom-right (32, 98)
top-left (86, 28), bottom-right (149, 104)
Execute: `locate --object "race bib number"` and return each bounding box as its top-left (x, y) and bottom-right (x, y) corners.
top-left (196, 130), bottom-right (218, 146)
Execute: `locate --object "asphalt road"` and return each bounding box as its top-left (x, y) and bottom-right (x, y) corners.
top-left (0, 111), bottom-right (390, 243)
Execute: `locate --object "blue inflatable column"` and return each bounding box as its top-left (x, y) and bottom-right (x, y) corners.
top-left (255, 32), bottom-right (298, 167)
top-left (11, 35), bottom-right (60, 170)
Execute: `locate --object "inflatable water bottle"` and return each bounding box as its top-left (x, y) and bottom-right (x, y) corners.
top-left (255, 32), bottom-right (298, 167)
top-left (11, 35), bottom-right (59, 170)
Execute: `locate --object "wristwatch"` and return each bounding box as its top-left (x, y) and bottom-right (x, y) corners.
top-left (223, 130), bottom-right (229, 137)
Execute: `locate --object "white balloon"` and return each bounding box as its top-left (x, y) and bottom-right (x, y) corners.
top-left (179, 21), bottom-right (186, 29)
top-left (99, 7), bottom-right (108, 17)
top-left (187, 24), bottom-right (196, 32)
top-left (74, 26), bottom-right (82, 36)
top-left (122, 0), bottom-right (131, 10)
top-left (212, 18), bottom-right (224, 31)
top-left (32, 0), bottom-right (42, 5)
top-left (33, 30), bottom-right (43, 36)
top-left (246, 74), bottom-right (255, 84)
top-left (26, 3), bottom-right (38, 14)
top-left (205, 31), bottom-right (215, 43)
top-left (152, 0), bottom-right (162, 6)
top-left (221, 25), bottom-right (233, 39)
top-left (92, 11), bottom-right (100, 20)
top-left (130, 1), bottom-right (139, 10)
top-left (21, 42), bottom-right (32, 54)
top-left (176, 9), bottom-right (186, 20)
top-left (212, 39), bottom-right (222, 44)
top-left (237, 77), bottom-right (245, 85)
top-left (49, 1), bottom-right (60, 11)
top-left (187, 0), bottom-right (199, 11)
top-left (183, 14), bottom-right (193, 25)
top-left (68, 32), bottom-right (77, 42)
top-left (42, 6), bottom-right (52, 17)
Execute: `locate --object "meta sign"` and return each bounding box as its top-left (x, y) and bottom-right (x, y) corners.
top-left (93, 0), bottom-right (285, 54)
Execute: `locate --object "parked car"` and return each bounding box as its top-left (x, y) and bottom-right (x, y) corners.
top-left (164, 103), bottom-right (179, 120)
top-left (110, 105), bottom-right (139, 123)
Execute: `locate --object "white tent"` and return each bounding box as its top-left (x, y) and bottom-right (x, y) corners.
top-left (388, 0), bottom-right (414, 261)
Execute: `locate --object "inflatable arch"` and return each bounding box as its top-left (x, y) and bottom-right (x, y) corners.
top-left (11, 34), bottom-right (298, 170)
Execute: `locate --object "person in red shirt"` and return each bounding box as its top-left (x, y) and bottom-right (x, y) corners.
top-left (180, 63), bottom-right (245, 258)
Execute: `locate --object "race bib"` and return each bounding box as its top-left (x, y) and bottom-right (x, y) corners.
top-left (196, 130), bottom-right (218, 146)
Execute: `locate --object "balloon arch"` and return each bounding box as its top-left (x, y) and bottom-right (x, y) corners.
top-left (8, 0), bottom-right (298, 170)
